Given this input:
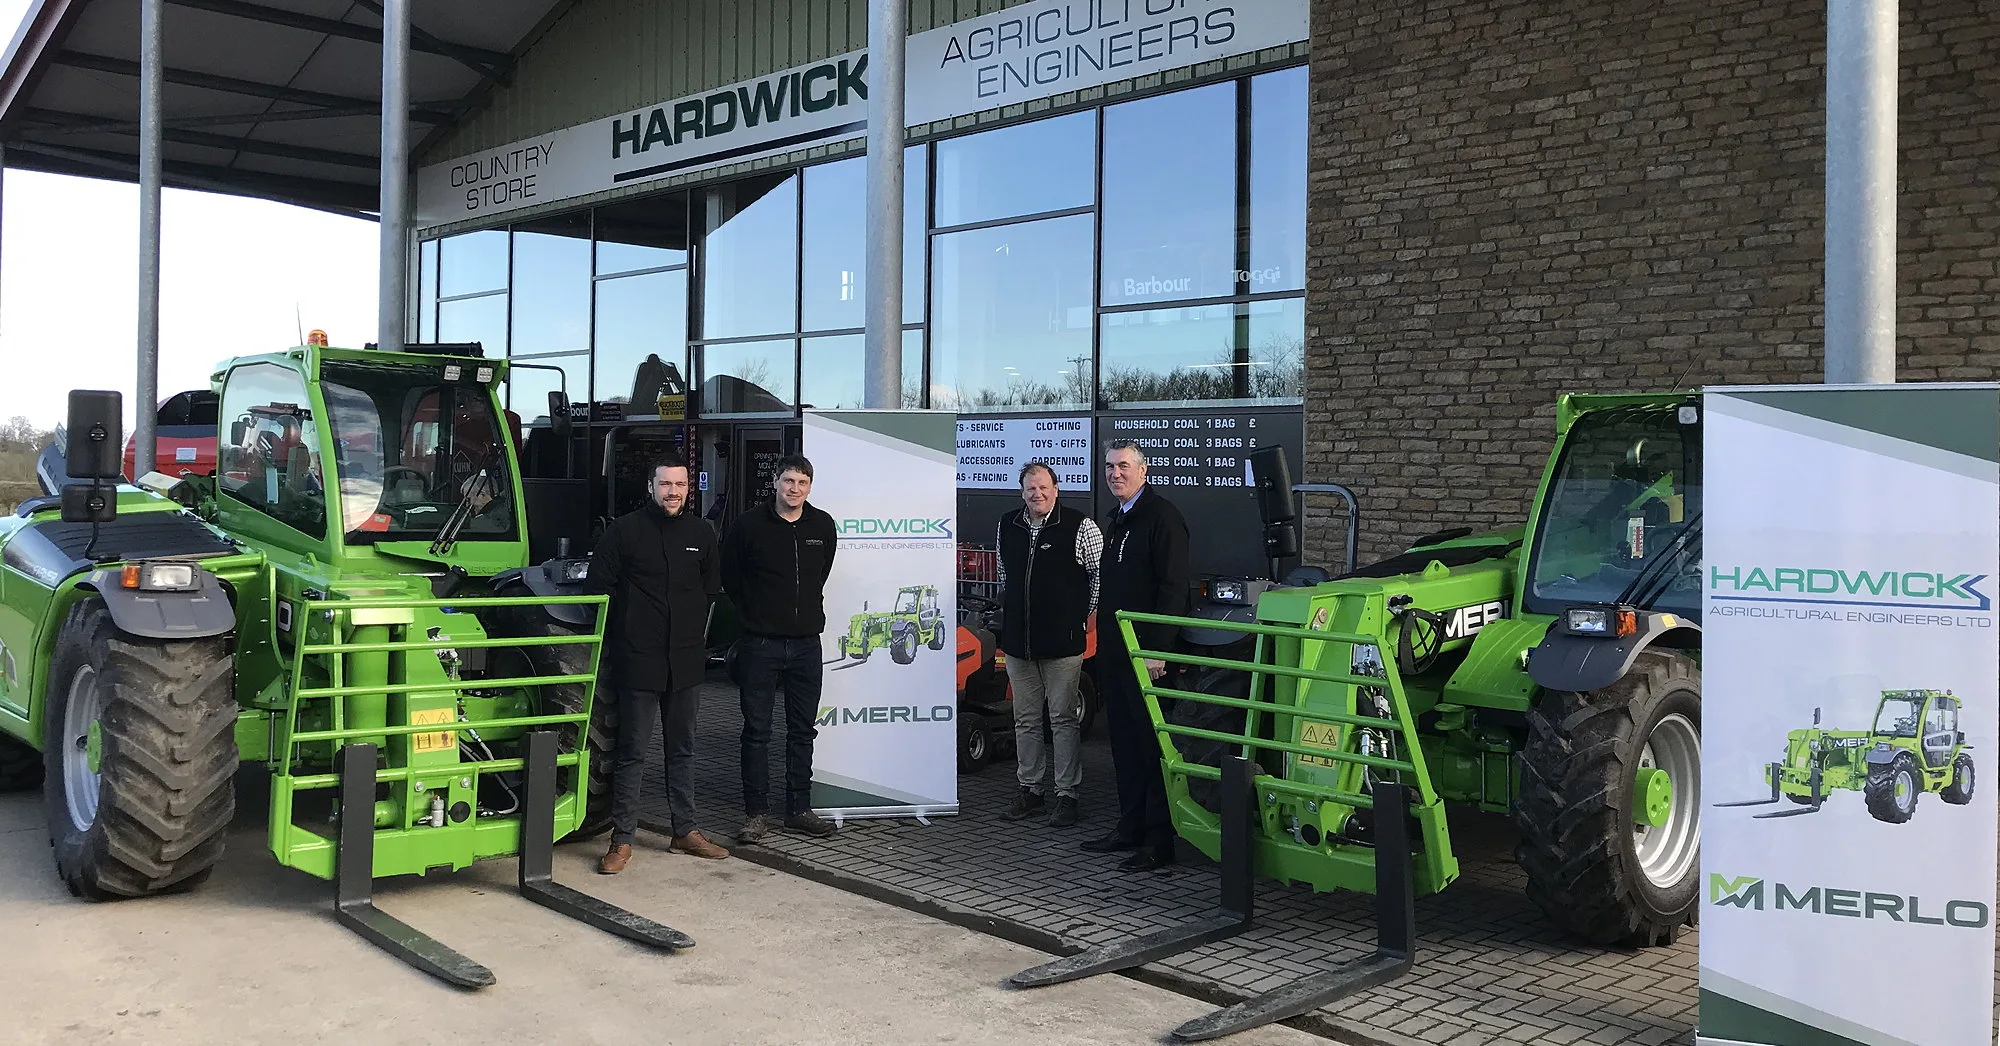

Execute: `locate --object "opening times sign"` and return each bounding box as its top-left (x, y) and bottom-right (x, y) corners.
top-left (957, 417), bottom-right (1094, 490)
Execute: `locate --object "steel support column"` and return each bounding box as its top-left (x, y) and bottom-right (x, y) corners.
top-left (862, 0), bottom-right (906, 410)
top-left (1824, 0), bottom-right (1898, 384)
top-left (135, 0), bottom-right (164, 477)
top-left (377, 0), bottom-right (411, 353)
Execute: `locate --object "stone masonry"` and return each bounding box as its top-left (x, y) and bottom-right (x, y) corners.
top-left (1302, 0), bottom-right (1998, 562)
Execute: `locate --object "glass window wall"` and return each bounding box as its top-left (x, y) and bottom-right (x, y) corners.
top-left (596, 193), bottom-right (690, 275)
top-left (931, 214), bottom-right (1093, 411)
top-left (701, 339), bottom-right (796, 416)
top-left (1098, 297), bottom-right (1304, 408)
top-left (935, 111), bottom-right (1094, 227)
top-left (1100, 83), bottom-right (1237, 307)
top-left (594, 268), bottom-right (689, 414)
top-left (510, 213), bottom-right (591, 357)
top-left (504, 353), bottom-right (587, 425)
top-left (1248, 67), bottom-right (1308, 294)
top-left (700, 173), bottom-right (798, 340)
top-left (800, 330), bottom-right (925, 410)
top-left (439, 228), bottom-right (508, 298)
top-left (438, 293), bottom-right (508, 356)
top-left (801, 145), bottom-right (927, 331)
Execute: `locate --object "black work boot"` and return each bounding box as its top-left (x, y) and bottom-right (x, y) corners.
top-left (1000, 788), bottom-right (1046, 821)
top-left (1047, 796), bottom-right (1079, 827)
top-left (784, 810), bottom-right (838, 838)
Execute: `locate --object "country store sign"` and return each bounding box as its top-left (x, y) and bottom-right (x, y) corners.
top-left (416, 0), bottom-right (1309, 226)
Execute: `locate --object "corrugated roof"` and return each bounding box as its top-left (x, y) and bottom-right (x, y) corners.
top-left (0, 0), bottom-right (575, 217)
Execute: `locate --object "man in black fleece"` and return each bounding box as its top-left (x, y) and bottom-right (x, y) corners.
top-left (588, 452), bottom-right (726, 874)
top-left (722, 454), bottom-right (841, 842)
top-left (1081, 439), bottom-right (1192, 872)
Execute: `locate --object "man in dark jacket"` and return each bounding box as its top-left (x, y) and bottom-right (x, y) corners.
top-left (587, 452), bottom-right (727, 873)
top-left (995, 461), bottom-right (1102, 828)
top-left (722, 454), bottom-right (841, 843)
top-left (1082, 439), bottom-right (1191, 871)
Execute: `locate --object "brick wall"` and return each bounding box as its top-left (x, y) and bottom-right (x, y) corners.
top-left (1302, 0), bottom-right (1998, 564)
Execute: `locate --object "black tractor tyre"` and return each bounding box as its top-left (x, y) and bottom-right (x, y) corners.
top-left (1942, 754), bottom-right (1975, 806)
top-left (44, 597), bottom-right (237, 900)
top-left (958, 722), bottom-right (992, 773)
top-left (485, 595), bottom-right (616, 841)
top-left (1864, 756), bottom-right (1922, 824)
top-left (0, 732), bottom-right (40, 792)
top-left (1514, 650), bottom-right (1702, 949)
top-left (891, 625), bottom-right (918, 665)
top-left (927, 624), bottom-right (946, 651)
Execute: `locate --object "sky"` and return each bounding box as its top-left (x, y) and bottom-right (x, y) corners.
top-left (0, 0), bottom-right (382, 432)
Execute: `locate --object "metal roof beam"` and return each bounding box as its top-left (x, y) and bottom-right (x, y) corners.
top-left (6, 138), bottom-right (379, 218)
top-left (53, 50), bottom-right (458, 124)
top-left (18, 120), bottom-right (380, 168)
top-left (22, 102), bottom-right (385, 135)
top-left (347, 0), bottom-right (512, 89)
top-left (164, 0), bottom-right (512, 87)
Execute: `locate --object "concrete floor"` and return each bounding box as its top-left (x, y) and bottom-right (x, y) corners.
top-left (0, 790), bottom-right (1326, 1046)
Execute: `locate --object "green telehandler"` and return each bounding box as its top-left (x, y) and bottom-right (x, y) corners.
top-left (837, 584), bottom-right (947, 664)
top-left (1717, 688), bottom-right (1974, 823)
top-left (0, 342), bottom-right (687, 989)
top-left (1010, 393), bottom-right (1706, 1042)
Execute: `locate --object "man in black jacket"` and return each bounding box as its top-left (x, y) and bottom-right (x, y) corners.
top-left (588, 452), bottom-right (728, 874)
top-left (1082, 439), bottom-right (1192, 871)
top-left (723, 455), bottom-right (841, 843)
top-left (995, 461), bottom-right (1102, 828)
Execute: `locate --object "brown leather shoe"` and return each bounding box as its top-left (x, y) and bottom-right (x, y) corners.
top-left (598, 843), bottom-right (632, 874)
top-left (670, 829), bottom-right (730, 860)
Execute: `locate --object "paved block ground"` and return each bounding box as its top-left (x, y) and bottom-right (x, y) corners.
top-left (634, 676), bottom-right (1712, 1046)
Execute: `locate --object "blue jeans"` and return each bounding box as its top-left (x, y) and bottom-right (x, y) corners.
top-left (736, 634), bottom-right (825, 817)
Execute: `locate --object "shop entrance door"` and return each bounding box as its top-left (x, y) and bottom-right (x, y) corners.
top-left (714, 424), bottom-right (799, 528)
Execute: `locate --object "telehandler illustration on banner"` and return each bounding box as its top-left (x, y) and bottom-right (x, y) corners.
top-left (1009, 394), bottom-right (1706, 1041)
top-left (837, 584), bottom-right (947, 665)
top-left (1716, 689), bottom-right (1974, 823)
top-left (0, 341), bottom-right (690, 990)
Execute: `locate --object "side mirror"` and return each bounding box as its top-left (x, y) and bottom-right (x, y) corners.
top-left (66, 390), bottom-right (124, 480)
top-left (60, 484), bottom-right (116, 524)
top-left (1812, 707), bottom-right (1822, 726)
top-left (1249, 444), bottom-right (1297, 526)
top-left (230, 418), bottom-right (249, 445)
top-left (548, 390), bottom-right (573, 440)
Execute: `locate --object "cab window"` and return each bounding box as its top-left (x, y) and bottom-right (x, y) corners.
top-left (217, 362), bottom-right (326, 538)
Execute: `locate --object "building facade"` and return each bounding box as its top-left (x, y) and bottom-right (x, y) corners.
top-left (1302, 0), bottom-right (1999, 562)
top-left (411, 0), bottom-right (1314, 575)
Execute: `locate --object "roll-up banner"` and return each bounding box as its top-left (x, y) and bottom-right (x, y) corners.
top-left (804, 409), bottom-right (960, 820)
top-left (1699, 384), bottom-right (2000, 1046)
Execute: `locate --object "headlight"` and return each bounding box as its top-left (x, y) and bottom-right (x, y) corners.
top-left (1212, 579), bottom-right (1247, 604)
top-left (1566, 608), bottom-right (1611, 634)
top-left (121, 561), bottom-right (197, 592)
top-left (1566, 606), bottom-right (1637, 636)
top-left (559, 560), bottom-right (590, 583)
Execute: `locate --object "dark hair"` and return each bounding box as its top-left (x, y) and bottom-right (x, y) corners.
top-left (774, 454), bottom-right (814, 481)
top-left (648, 452), bottom-right (691, 483)
top-left (1018, 461), bottom-right (1058, 486)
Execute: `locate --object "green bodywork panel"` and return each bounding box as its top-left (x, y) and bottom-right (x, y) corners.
top-left (1103, 390), bottom-right (1705, 902)
top-left (0, 342), bottom-right (615, 884)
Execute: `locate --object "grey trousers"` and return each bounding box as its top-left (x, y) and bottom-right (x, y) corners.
top-left (1006, 654), bottom-right (1085, 800)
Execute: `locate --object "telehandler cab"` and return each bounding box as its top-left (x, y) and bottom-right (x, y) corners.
top-left (0, 342), bottom-right (680, 989)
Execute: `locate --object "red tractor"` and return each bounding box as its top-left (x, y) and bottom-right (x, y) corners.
top-left (954, 592), bottom-right (1101, 773)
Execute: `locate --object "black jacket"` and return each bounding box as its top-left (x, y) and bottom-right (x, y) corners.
top-left (586, 500), bottom-right (722, 690)
top-left (997, 505), bottom-right (1093, 660)
top-left (721, 499), bottom-right (839, 637)
top-left (1096, 484), bottom-right (1192, 654)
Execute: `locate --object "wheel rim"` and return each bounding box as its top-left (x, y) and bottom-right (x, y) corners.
top-left (968, 731), bottom-right (986, 760)
top-left (1632, 711), bottom-right (1700, 890)
top-left (63, 665), bottom-right (105, 833)
top-left (1897, 769), bottom-right (1916, 810)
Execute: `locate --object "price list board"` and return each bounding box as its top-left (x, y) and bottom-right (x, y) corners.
top-left (1102, 410), bottom-right (1303, 492)
top-left (1102, 409), bottom-right (1305, 578)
